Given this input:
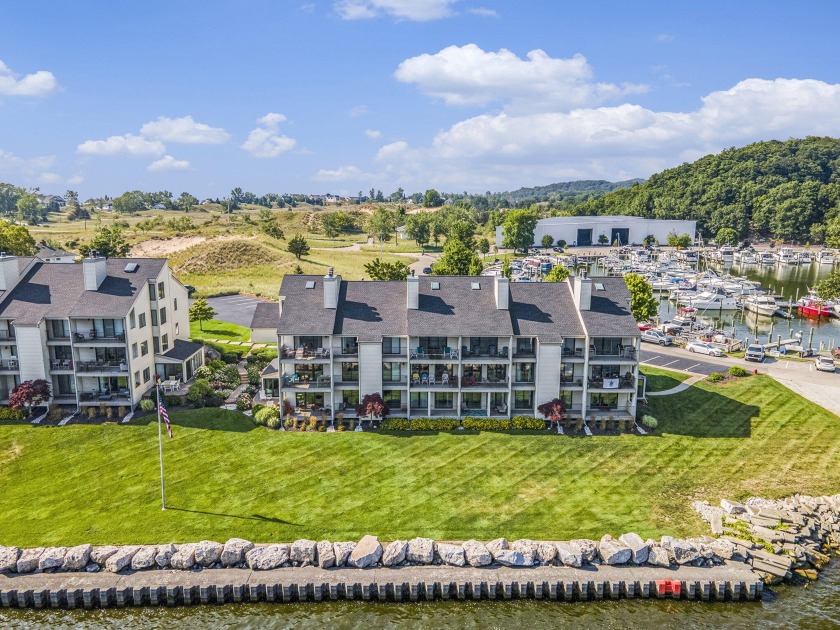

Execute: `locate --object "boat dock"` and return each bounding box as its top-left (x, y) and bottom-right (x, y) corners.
top-left (0, 563), bottom-right (763, 609)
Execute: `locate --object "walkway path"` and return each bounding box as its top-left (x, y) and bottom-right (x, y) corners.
top-left (647, 375), bottom-right (705, 396)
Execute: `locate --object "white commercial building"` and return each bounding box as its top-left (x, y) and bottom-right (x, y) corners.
top-left (495, 215), bottom-right (697, 249)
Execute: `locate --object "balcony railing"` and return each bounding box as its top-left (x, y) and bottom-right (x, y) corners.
top-left (410, 348), bottom-right (459, 360)
top-left (460, 377), bottom-right (509, 388)
top-left (0, 359), bottom-right (19, 370)
top-left (587, 376), bottom-right (636, 390)
top-left (77, 361), bottom-right (128, 373)
top-left (460, 347), bottom-right (510, 359)
top-left (0, 330), bottom-right (15, 341)
top-left (79, 389), bottom-right (130, 402)
top-left (50, 359), bottom-right (74, 371)
top-left (74, 332), bottom-right (126, 343)
top-left (281, 374), bottom-right (331, 388)
top-left (281, 346), bottom-right (330, 360)
top-left (589, 346), bottom-right (636, 359)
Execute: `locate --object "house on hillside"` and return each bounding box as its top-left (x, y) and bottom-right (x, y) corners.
top-left (98, 201), bottom-right (114, 211)
top-left (37, 195), bottom-right (66, 208)
top-left (35, 242), bottom-right (76, 264)
top-left (151, 203), bottom-right (167, 210)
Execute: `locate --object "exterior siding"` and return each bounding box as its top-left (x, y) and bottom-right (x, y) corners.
top-left (535, 343), bottom-right (562, 407)
top-left (16, 324), bottom-right (48, 382)
top-left (358, 341), bottom-right (383, 399)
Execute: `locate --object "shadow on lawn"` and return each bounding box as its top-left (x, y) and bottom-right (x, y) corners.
top-left (647, 385), bottom-right (759, 438)
top-left (167, 507), bottom-right (300, 526)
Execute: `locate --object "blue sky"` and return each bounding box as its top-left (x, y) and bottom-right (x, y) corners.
top-left (2, 0), bottom-right (840, 199)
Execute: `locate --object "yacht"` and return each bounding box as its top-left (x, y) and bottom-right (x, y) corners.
top-left (818, 250), bottom-right (836, 265)
top-left (797, 251), bottom-right (813, 264)
top-left (775, 247), bottom-right (798, 264)
top-left (739, 251), bottom-right (758, 265)
top-left (717, 246), bottom-right (735, 262)
top-left (760, 252), bottom-right (776, 265)
top-left (681, 290), bottom-right (739, 310)
top-left (743, 295), bottom-right (779, 317)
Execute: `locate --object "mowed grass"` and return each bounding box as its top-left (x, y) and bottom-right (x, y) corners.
top-left (1, 375), bottom-right (839, 547)
top-left (640, 366), bottom-right (691, 392)
top-left (189, 319), bottom-right (250, 343)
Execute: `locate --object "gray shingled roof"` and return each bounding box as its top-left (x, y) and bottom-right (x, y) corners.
top-left (509, 281), bottom-right (584, 341)
top-left (408, 276), bottom-right (513, 336)
top-left (158, 339), bottom-right (204, 361)
top-left (250, 301), bottom-right (280, 329)
top-left (277, 275), bottom-right (337, 335)
top-left (578, 276), bottom-right (641, 338)
top-left (335, 281), bottom-right (408, 341)
top-left (0, 258), bottom-right (166, 325)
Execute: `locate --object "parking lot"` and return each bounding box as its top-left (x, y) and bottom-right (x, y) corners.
top-left (190, 294), bottom-right (272, 328)
top-left (639, 347), bottom-right (730, 375)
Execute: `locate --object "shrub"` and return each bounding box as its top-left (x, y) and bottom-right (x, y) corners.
top-left (140, 398), bottom-right (155, 412)
top-left (87, 406), bottom-right (97, 419)
top-left (266, 414), bottom-right (282, 429)
top-left (254, 406), bottom-right (280, 426)
top-left (194, 366), bottom-right (213, 380)
top-left (105, 407), bottom-right (114, 420)
top-left (318, 425), bottom-right (326, 432)
top-left (511, 415), bottom-right (546, 430)
top-left (409, 417), bottom-right (460, 431)
top-left (236, 393), bottom-right (252, 411)
top-left (707, 372), bottom-right (725, 383)
top-left (641, 415), bottom-right (658, 429)
top-left (221, 351), bottom-right (241, 364)
top-left (246, 365), bottom-right (262, 386)
top-left (381, 418), bottom-right (410, 430)
top-left (186, 378), bottom-right (215, 408)
top-left (462, 417), bottom-right (512, 431)
top-left (208, 359), bottom-right (226, 371)
top-left (164, 395), bottom-right (182, 408)
top-left (48, 404), bottom-right (62, 421)
top-left (337, 424), bottom-right (345, 432)
top-left (219, 365), bottom-right (242, 388)
top-left (0, 406), bottom-right (25, 422)
top-left (728, 366), bottom-right (749, 377)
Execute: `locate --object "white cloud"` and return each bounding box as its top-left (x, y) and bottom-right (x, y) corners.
top-left (140, 115), bottom-right (230, 144)
top-left (395, 45), bottom-right (647, 112)
top-left (467, 7), bottom-right (497, 17)
top-left (0, 60), bottom-right (59, 97)
top-left (300, 2), bottom-right (316, 11)
top-left (334, 0), bottom-right (455, 21)
top-left (39, 172), bottom-right (63, 184)
top-left (241, 113), bottom-right (297, 158)
top-left (313, 165), bottom-right (364, 180)
top-left (148, 155), bottom-right (190, 172)
top-left (77, 134), bottom-right (165, 156)
top-left (348, 104), bottom-right (368, 118)
top-left (374, 78), bottom-right (840, 190)
top-left (365, 129), bottom-right (382, 139)
top-left (656, 33), bottom-right (674, 42)
top-left (66, 175), bottom-right (84, 185)
top-left (0, 148), bottom-right (55, 173)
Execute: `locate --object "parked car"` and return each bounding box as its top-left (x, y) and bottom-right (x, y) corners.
top-left (686, 341), bottom-right (724, 357)
top-left (815, 356), bottom-right (837, 373)
top-left (744, 345), bottom-right (766, 363)
top-left (641, 329), bottom-right (673, 346)
top-left (184, 284), bottom-right (196, 296)
top-left (422, 267), bottom-right (432, 274)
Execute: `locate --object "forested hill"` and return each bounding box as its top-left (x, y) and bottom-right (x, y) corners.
top-left (500, 179), bottom-right (644, 202)
top-left (561, 137), bottom-right (840, 245)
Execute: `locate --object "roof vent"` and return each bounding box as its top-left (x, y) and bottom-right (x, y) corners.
top-left (431, 281), bottom-right (440, 290)
top-left (305, 281), bottom-right (316, 289)
top-left (471, 282), bottom-right (480, 290)
top-left (124, 262), bottom-right (139, 273)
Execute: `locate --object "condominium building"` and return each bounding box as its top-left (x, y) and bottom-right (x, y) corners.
top-left (258, 270), bottom-right (641, 420)
top-left (0, 253), bottom-right (203, 409)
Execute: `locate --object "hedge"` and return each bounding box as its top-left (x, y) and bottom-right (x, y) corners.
top-left (728, 366), bottom-right (749, 377)
top-left (409, 417), bottom-right (461, 431)
top-left (380, 418), bottom-right (410, 431)
top-left (0, 406), bottom-right (25, 422)
top-left (462, 417), bottom-right (512, 431)
top-left (511, 415), bottom-right (547, 430)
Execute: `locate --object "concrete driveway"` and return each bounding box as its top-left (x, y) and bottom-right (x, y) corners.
top-left (191, 295), bottom-right (273, 328)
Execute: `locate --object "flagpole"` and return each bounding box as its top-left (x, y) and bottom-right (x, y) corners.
top-left (157, 382), bottom-right (166, 510)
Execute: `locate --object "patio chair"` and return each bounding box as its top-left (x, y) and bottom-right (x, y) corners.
top-left (412, 372), bottom-right (420, 385)
top-left (429, 374), bottom-right (436, 385)
top-left (496, 403), bottom-right (508, 415)
top-left (499, 346), bottom-right (508, 358)
top-left (292, 373), bottom-right (300, 383)
top-left (295, 347), bottom-right (305, 359)
top-left (421, 372), bottom-right (429, 385)
top-left (441, 373), bottom-right (449, 385)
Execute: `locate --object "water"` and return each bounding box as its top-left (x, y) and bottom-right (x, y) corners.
top-left (2, 562), bottom-right (839, 629)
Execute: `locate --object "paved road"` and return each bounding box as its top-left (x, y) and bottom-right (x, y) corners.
top-left (193, 295), bottom-right (272, 328)
top-left (640, 345), bottom-right (731, 375)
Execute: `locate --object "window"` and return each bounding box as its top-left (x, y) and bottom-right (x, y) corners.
top-left (515, 363), bottom-right (534, 383)
top-left (139, 313), bottom-right (147, 328)
top-left (162, 334), bottom-right (169, 351)
top-left (382, 337), bottom-right (401, 355)
top-left (134, 371), bottom-right (141, 387)
top-left (382, 362), bottom-right (403, 383)
top-left (151, 310), bottom-right (158, 326)
top-left (434, 392), bottom-right (454, 409)
top-left (174, 298), bottom-right (178, 311)
top-left (158, 282), bottom-right (165, 299)
top-left (143, 367), bottom-right (151, 383)
top-left (514, 390), bottom-right (533, 409)
top-left (49, 320), bottom-right (70, 339)
top-left (160, 308), bottom-right (167, 324)
top-left (132, 343), bottom-right (138, 359)
top-left (153, 337), bottom-right (160, 354)
top-left (592, 338), bottom-right (622, 356)
top-left (149, 283), bottom-right (156, 301)
top-left (341, 362), bottom-right (359, 382)
top-left (340, 337), bottom-right (357, 355)
top-left (410, 391), bottom-right (428, 409)
top-left (462, 392), bottom-right (482, 409)
top-left (471, 282), bottom-right (480, 290)
top-left (175, 323), bottom-right (179, 335)
top-left (141, 341), bottom-right (148, 356)
top-left (382, 390), bottom-right (401, 407)
top-left (305, 281), bottom-right (316, 289)
top-left (590, 393), bottom-right (619, 409)
top-left (129, 310), bottom-right (136, 329)
top-left (342, 390), bottom-right (359, 407)
top-left (418, 336), bottom-right (447, 353)
top-left (561, 363), bottom-right (574, 382)
top-left (515, 338), bottom-right (535, 356)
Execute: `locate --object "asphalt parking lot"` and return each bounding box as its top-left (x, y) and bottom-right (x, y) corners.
top-left (639, 347), bottom-right (730, 375)
top-left (191, 294), bottom-right (271, 328)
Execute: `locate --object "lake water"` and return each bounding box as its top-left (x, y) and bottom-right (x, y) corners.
top-left (2, 561), bottom-right (838, 629)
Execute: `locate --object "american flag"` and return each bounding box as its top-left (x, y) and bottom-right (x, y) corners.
top-left (159, 400), bottom-right (172, 438)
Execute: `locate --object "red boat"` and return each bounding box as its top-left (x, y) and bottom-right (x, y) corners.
top-left (797, 297), bottom-right (833, 318)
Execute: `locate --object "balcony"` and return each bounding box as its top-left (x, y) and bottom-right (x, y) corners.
top-left (0, 358), bottom-right (19, 371)
top-left (589, 345), bottom-right (637, 361)
top-left (73, 331), bottom-right (126, 345)
top-left (562, 347), bottom-right (586, 361)
top-left (410, 347), bottom-right (459, 361)
top-left (383, 378), bottom-right (409, 387)
top-left (50, 359), bottom-right (75, 372)
top-left (0, 330), bottom-right (15, 342)
top-left (76, 361), bottom-right (129, 374)
top-left (560, 377), bottom-right (584, 389)
top-left (587, 376), bottom-right (636, 391)
top-left (280, 346), bottom-right (330, 362)
top-left (460, 376), bottom-right (509, 389)
top-left (281, 374), bottom-right (331, 389)
top-left (79, 389), bottom-right (131, 404)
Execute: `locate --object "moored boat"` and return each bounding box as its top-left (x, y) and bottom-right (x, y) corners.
top-left (797, 296), bottom-right (834, 318)
top-left (817, 250), bottom-right (836, 265)
top-left (743, 294), bottom-right (779, 317)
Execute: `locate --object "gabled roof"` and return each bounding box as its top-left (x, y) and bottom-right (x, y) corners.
top-left (250, 301), bottom-right (280, 329)
top-left (407, 276), bottom-right (513, 336)
top-left (335, 280), bottom-right (407, 341)
top-left (277, 275), bottom-right (337, 335)
top-left (576, 276), bottom-right (641, 338)
top-left (158, 339), bottom-right (204, 362)
top-left (509, 280), bottom-right (584, 341)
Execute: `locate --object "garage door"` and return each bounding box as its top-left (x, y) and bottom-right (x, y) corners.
top-left (576, 228), bottom-right (592, 246)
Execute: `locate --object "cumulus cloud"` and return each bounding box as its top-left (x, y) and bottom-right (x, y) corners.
top-left (148, 155), bottom-right (190, 172)
top-left (348, 104), bottom-right (368, 118)
top-left (241, 113), bottom-right (297, 157)
top-left (395, 45), bottom-right (647, 112)
top-left (0, 60), bottom-right (59, 97)
top-left (467, 7), bottom-right (497, 17)
top-left (140, 115), bottom-right (230, 144)
top-left (313, 165), bottom-right (364, 180)
top-left (0, 148), bottom-right (55, 173)
top-left (374, 78), bottom-right (840, 190)
top-left (77, 134), bottom-right (165, 157)
top-left (334, 0), bottom-right (456, 21)
top-left (656, 33), bottom-right (674, 42)
top-left (39, 172), bottom-right (63, 184)
top-left (66, 175), bottom-right (84, 185)
top-left (365, 129), bottom-right (382, 139)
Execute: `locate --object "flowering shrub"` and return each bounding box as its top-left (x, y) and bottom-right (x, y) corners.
top-left (236, 392), bottom-right (252, 411)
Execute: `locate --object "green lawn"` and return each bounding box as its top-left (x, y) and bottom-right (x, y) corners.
top-left (190, 319), bottom-right (251, 343)
top-left (640, 366), bottom-right (691, 392)
top-left (1, 375), bottom-right (838, 547)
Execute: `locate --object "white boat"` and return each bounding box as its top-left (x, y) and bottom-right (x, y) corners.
top-left (717, 246), bottom-right (735, 262)
top-left (818, 250), bottom-right (836, 264)
top-left (797, 251), bottom-right (813, 264)
top-left (677, 249), bottom-right (699, 263)
top-left (743, 295), bottom-right (779, 317)
top-left (760, 252), bottom-right (775, 265)
top-left (740, 252), bottom-right (758, 264)
top-left (681, 290), bottom-right (739, 310)
top-left (775, 247), bottom-right (798, 264)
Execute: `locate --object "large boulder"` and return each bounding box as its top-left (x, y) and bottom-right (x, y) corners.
top-left (647, 546), bottom-right (671, 567)
top-left (462, 540), bottom-right (492, 567)
top-left (17, 548), bottom-right (44, 573)
top-left (90, 546), bottom-right (119, 567)
top-left (170, 545), bottom-right (196, 570)
top-left (38, 547), bottom-right (67, 571)
top-left (62, 544), bottom-right (92, 571)
top-left (131, 546), bottom-right (158, 570)
top-left (511, 540), bottom-right (536, 565)
top-left (618, 533), bottom-right (649, 565)
top-left (406, 537), bottom-right (434, 564)
top-left (155, 544), bottom-right (176, 568)
top-left (105, 546), bottom-right (139, 573)
top-left (194, 540), bottom-right (223, 567)
top-left (436, 543), bottom-right (466, 567)
top-left (569, 539), bottom-right (598, 563)
top-left (317, 541), bottom-right (336, 568)
top-left (246, 544), bottom-right (290, 570)
top-left (348, 536), bottom-right (382, 568)
top-left (720, 499), bottom-right (747, 515)
top-left (333, 542), bottom-right (356, 567)
top-left (708, 538), bottom-right (737, 561)
top-left (555, 542), bottom-right (583, 568)
top-left (494, 549), bottom-right (529, 567)
top-left (291, 539), bottom-right (318, 565)
top-left (485, 538), bottom-right (509, 559)
top-left (0, 546), bottom-right (20, 573)
top-left (536, 542), bottom-right (557, 564)
top-left (221, 539), bottom-right (254, 567)
top-left (661, 536), bottom-right (699, 565)
top-left (382, 541), bottom-right (408, 567)
top-left (598, 535), bottom-right (632, 565)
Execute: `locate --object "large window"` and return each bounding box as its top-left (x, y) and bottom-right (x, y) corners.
top-left (590, 393), bottom-right (619, 409)
top-left (434, 392), bottom-right (454, 409)
top-left (418, 336), bottom-right (447, 353)
top-left (462, 392), bottom-right (482, 409)
top-left (341, 390), bottom-right (359, 408)
top-left (151, 310), bottom-right (158, 326)
top-left (410, 391), bottom-right (428, 409)
top-left (158, 282), bottom-right (166, 299)
top-left (293, 364), bottom-right (324, 381)
top-left (561, 363), bottom-right (575, 382)
top-left (48, 320), bottom-right (70, 339)
top-left (515, 338), bottom-right (535, 356)
top-left (149, 283), bottom-right (157, 301)
top-left (591, 365), bottom-right (621, 380)
top-left (341, 362), bottom-right (359, 382)
top-left (515, 363), bottom-right (534, 383)
top-left (382, 337), bottom-right (402, 355)
top-left (468, 337), bottom-right (499, 356)
top-left (382, 362), bottom-right (403, 383)
top-left (592, 338), bottom-right (622, 356)
top-left (514, 390), bottom-right (533, 409)
top-left (383, 390), bottom-right (402, 407)
top-left (341, 337), bottom-right (358, 355)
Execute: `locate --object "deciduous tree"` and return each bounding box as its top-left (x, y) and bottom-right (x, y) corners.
top-left (501, 210), bottom-right (537, 253)
top-left (715, 227), bottom-right (738, 245)
top-left (815, 269), bottom-right (840, 301)
top-left (541, 234), bottom-right (554, 249)
top-left (423, 189), bottom-right (443, 208)
top-left (287, 234), bottom-right (310, 259)
top-left (624, 273), bottom-right (659, 322)
top-left (544, 265), bottom-right (570, 282)
top-left (189, 296), bottom-right (216, 331)
top-left (0, 220), bottom-right (36, 255)
top-left (79, 225), bottom-right (130, 258)
top-left (432, 238), bottom-right (483, 276)
top-left (9, 379), bottom-right (51, 415)
top-left (364, 259), bottom-right (410, 281)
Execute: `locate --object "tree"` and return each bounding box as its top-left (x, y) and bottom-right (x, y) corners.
top-left (15, 193), bottom-right (45, 225)
top-left (715, 227), bottom-right (738, 246)
top-left (287, 234), bottom-right (310, 259)
top-left (389, 188), bottom-right (405, 202)
top-left (815, 269), bottom-right (840, 301)
top-left (448, 220), bottom-right (476, 248)
top-left (541, 234), bottom-right (554, 249)
top-left (502, 258), bottom-right (512, 279)
top-left (643, 234), bottom-right (656, 247)
top-left (0, 220), bottom-right (36, 255)
top-left (432, 238), bottom-right (483, 276)
top-left (537, 398), bottom-right (565, 425)
top-left (405, 213), bottom-right (430, 246)
top-left (666, 232), bottom-right (692, 248)
top-left (477, 237), bottom-right (490, 259)
top-left (230, 187), bottom-right (244, 210)
top-left (624, 273), bottom-right (659, 322)
top-left (423, 189), bottom-right (443, 208)
top-left (64, 190), bottom-right (80, 210)
top-left (177, 192), bottom-right (199, 212)
top-left (293, 264), bottom-right (304, 274)
top-left (112, 191), bottom-right (145, 215)
top-left (189, 296), bottom-right (216, 331)
top-left (9, 379), bottom-right (51, 416)
top-left (355, 392), bottom-right (390, 419)
top-left (501, 210), bottom-right (537, 252)
top-left (364, 259), bottom-right (410, 281)
top-left (597, 233), bottom-right (609, 245)
top-left (321, 212), bottom-right (354, 238)
top-left (79, 225), bottom-right (130, 258)
top-left (544, 265), bottom-right (570, 282)
top-left (367, 207), bottom-right (396, 244)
